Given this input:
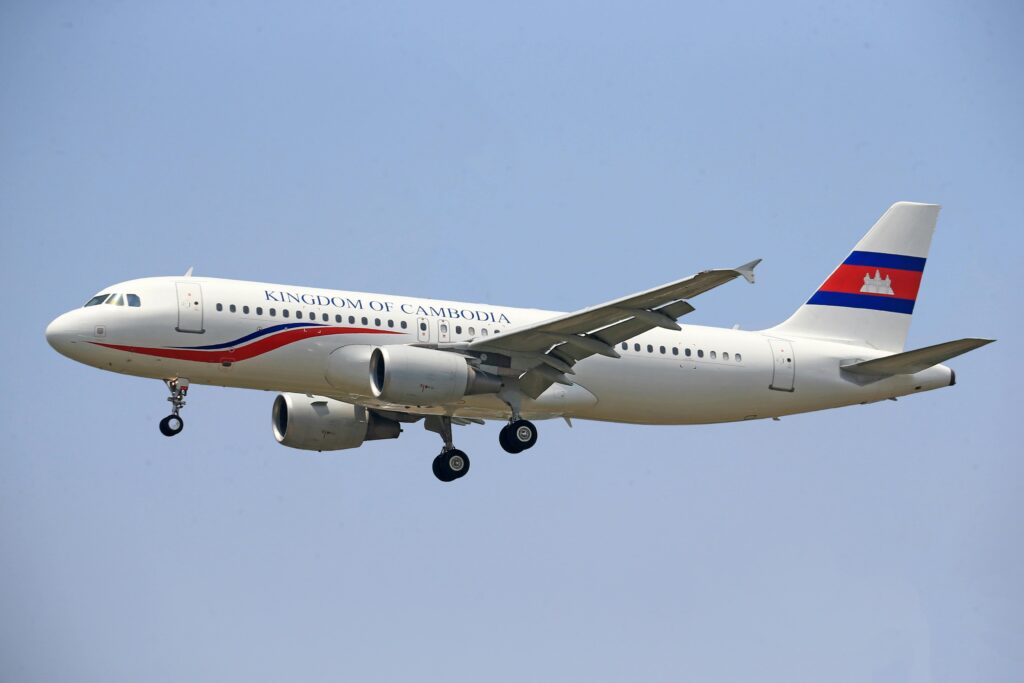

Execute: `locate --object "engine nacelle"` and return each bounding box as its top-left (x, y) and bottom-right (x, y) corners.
top-left (272, 393), bottom-right (401, 452)
top-left (369, 345), bottom-right (502, 406)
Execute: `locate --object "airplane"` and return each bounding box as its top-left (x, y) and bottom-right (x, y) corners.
top-left (46, 202), bottom-right (992, 482)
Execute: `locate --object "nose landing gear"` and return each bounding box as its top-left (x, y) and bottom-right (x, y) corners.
top-left (159, 378), bottom-right (189, 437)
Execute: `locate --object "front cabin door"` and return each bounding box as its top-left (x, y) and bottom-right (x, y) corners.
top-left (175, 282), bottom-right (204, 333)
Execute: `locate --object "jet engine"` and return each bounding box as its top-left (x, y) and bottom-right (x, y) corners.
top-left (369, 345), bottom-right (502, 405)
top-left (272, 393), bottom-right (401, 451)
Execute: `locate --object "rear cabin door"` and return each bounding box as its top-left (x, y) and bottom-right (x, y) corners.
top-left (767, 338), bottom-right (795, 391)
top-left (175, 282), bottom-right (204, 333)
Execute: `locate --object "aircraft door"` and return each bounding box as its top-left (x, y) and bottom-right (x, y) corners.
top-left (417, 316), bottom-right (430, 343)
top-left (175, 282), bottom-right (205, 333)
top-left (767, 338), bottom-right (795, 391)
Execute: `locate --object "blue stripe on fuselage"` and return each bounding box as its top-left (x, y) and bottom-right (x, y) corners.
top-left (174, 322), bottom-right (324, 349)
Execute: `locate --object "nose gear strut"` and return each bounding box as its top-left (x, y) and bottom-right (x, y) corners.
top-left (159, 378), bottom-right (189, 437)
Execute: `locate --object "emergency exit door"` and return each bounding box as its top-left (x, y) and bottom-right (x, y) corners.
top-left (175, 282), bottom-right (205, 333)
top-left (767, 338), bottom-right (795, 391)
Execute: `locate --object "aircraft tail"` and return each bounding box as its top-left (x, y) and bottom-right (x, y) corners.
top-left (771, 202), bottom-right (940, 351)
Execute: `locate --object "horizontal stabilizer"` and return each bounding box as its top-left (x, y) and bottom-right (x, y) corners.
top-left (841, 338), bottom-right (994, 376)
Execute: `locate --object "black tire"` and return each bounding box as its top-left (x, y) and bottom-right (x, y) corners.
top-left (159, 414), bottom-right (184, 437)
top-left (499, 424), bottom-right (525, 454)
top-left (432, 449), bottom-right (470, 482)
top-left (508, 419), bottom-right (538, 451)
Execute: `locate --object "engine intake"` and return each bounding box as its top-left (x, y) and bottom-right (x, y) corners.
top-left (368, 345), bottom-right (502, 405)
top-left (272, 393), bottom-right (401, 452)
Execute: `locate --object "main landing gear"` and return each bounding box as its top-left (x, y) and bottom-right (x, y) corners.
top-left (159, 378), bottom-right (188, 437)
top-left (423, 413), bottom-right (539, 483)
top-left (425, 416), bottom-right (470, 483)
top-left (499, 419), bottom-right (538, 454)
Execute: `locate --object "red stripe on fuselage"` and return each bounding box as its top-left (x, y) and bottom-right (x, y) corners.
top-left (90, 326), bottom-right (403, 363)
top-left (818, 264), bottom-right (923, 300)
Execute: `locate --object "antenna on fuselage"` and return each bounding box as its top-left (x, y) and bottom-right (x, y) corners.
top-left (183, 266), bottom-right (194, 277)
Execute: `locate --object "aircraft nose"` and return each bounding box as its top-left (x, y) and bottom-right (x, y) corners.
top-left (45, 313), bottom-right (79, 354)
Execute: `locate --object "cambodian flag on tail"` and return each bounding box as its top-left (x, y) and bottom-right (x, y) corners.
top-left (807, 249), bottom-right (926, 315)
top-left (771, 202), bottom-right (939, 352)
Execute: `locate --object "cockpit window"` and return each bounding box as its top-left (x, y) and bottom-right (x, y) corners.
top-left (85, 294), bottom-right (110, 307)
top-left (126, 294), bottom-right (141, 307)
top-left (106, 293), bottom-right (125, 306)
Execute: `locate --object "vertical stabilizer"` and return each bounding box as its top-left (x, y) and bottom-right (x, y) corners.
top-left (771, 202), bottom-right (940, 351)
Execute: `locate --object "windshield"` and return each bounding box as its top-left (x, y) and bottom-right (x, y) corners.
top-left (84, 292), bottom-right (142, 307)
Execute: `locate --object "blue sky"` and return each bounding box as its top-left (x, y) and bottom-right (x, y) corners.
top-left (1, 1), bottom-right (1020, 681)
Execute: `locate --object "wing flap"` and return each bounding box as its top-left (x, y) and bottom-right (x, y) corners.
top-left (841, 338), bottom-right (994, 376)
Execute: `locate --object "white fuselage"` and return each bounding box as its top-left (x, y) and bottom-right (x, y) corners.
top-left (45, 276), bottom-right (953, 424)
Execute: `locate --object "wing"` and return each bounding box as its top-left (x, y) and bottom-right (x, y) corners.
top-left (466, 259), bottom-right (761, 397)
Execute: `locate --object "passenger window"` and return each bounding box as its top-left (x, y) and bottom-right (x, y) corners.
top-left (127, 294), bottom-right (141, 307)
top-left (697, 349), bottom-right (704, 358)
top-left (374, 318), bottom-right (381, 327)
top-left (685, 348), bottom-right (692, 357)
top-left (269, 308), bottom-right (276, 317)
top-left (361, 317), bottom-right (368, 325)
top-left (481, 329), bottom-right (489, 336)
top-left (659, 346), bottom-right (666, 354)
top-left (335, 314), bottom-right (342, 323)
top-left (468, 327), bottom-right (476, 335)
top-left (388, 319), bottom-right (394, 328)
top-left (229, 304), bottom-right (236, 313)
top-left (243, 305), bottom-right (250, 314)
top-left (420, 322), bottom-right (427, 331)
top-left (494, 329), bottom-right (500, 335)
top-left (621, 343), bottom-right (628, 350)
top-left (349, 316), bottom-right (355, 324)
top-left (256, 307), bottom-right (263, 315)
top-left (647, 344), bottom-right (653, 353)
top-left (283, 309), bottom-right (290, 318)
top-left (400, 321), bottom-right (407, 329)
top-left (736, 353), bottom-right (742, 362)
top-left (723, 352), bottom-right (729, 360)
top-left (216, 303), bottom-right (223, 312)
top-left (85, 294), bottom-right (110, 307)
top-left (710, 351), bottom-right (716, 359)
top-left (440, 323), bottom-right (448, 334)
top-left (634, 343), bottom-right (641, 352)
top-left (672, 347), bottom-right (678, 356)
top-left (456, 325), bottom-right (463, 334)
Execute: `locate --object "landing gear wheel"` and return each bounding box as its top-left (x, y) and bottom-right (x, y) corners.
top-left (432, 449), bottom-right (470, 482)
top-left (500, 419), bottom-right (537, 453)
top-left (499, 425), bottom-right (524, 453)
top-left (159, 414), bottom-right (184, 437)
